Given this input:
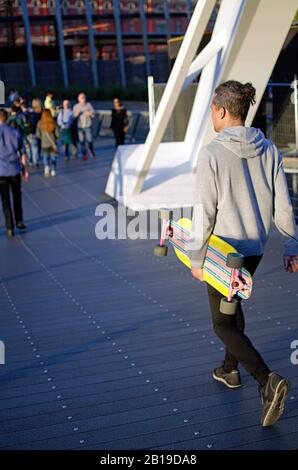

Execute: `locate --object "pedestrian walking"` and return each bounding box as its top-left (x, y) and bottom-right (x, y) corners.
top-left (31, 98), bottom-right (43, 167)
top-left (110, 98), bottom-right (129, 148)
top-left (36, 109), bottom-right (59, 177)
top-left (190, 80), bottom-right (298, 427)
top-left (73, 92), bottom-right (95, 160)
top-left (57, 100), bottom-right (75, 161)
top-left (0, 109), bottom-right (28, 238)
top-left (7, 105), bottom-right (24, 133)
top-left (19, 100), bottom-right (39, 168)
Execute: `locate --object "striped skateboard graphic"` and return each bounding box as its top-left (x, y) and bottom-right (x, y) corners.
top-left (154, 211), bottom-right (253, 314)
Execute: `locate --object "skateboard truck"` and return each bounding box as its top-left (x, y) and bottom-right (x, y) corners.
top-left (154, 209), bottom-right (173, 257)
top-left (220, 253), bottom-right (245, 315)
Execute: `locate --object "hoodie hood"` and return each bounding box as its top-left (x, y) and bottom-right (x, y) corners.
top-left (215, 126), bottom-right (266, 159)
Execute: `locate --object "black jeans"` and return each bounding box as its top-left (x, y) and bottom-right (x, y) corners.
top-left (0, 173), bottom-right (23, 230)
top-left (207, 255), bottom-right (270, 386)
top-left (113, 128), bottom-right (125, 147)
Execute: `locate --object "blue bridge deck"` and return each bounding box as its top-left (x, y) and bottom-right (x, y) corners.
top-left (0, 138), bottom-right (297, 450)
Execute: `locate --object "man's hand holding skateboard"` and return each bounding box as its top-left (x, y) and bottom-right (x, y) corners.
top-left (191, 267), bottom-right (204, 282)
top-left (284, 255), bottom-right (298, 273)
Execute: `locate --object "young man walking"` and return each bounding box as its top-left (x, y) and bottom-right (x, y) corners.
top-left (0, 109), bottom-right (28, 237)
top-left (189, 81), bottom-right (298, 427)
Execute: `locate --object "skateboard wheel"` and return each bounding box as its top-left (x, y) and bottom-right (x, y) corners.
top-left (220, 298), bottom-right (238, 315)
top-left (154, 245), bottom-right (168, 257)
top-left (159, 209), bottom-right (173, 221)
top-left (226, 252), bottom-right (244, 269)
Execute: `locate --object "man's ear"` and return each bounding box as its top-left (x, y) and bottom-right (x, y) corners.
top-left (220, 107), bottom-right (226, 119)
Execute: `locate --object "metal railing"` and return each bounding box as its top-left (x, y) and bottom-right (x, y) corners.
top-left (95, 109), bottom-right (149, 143)
top-left (268, 79), bottom-right (298, 151)
top-left (285, 170), bottom-right (298, 223)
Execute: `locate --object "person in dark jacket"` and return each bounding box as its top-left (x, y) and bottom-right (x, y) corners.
top-left (7, 105), bottom-right (25, 133)
top-left (110, 98), bottom-right (129, 148)
top-left (0, 109), bottom-right (28, 238)
top-left (19, 100), bottom-right (40, 168)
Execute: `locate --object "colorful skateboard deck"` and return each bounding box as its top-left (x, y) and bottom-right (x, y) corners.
top-left (161, 216), bottom-right (253, 300)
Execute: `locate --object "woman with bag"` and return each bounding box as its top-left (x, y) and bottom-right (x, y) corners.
top-left (57, 100), bottom-right (75, 161)
top-left (36, 109), bottom-right (59, 177)
top-left (31, 98), bottom-right (43, 167)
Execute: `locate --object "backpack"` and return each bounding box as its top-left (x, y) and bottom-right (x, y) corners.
top-left (7, 115), bottom-right (24, 133)
top-left (22, 112), bottom-right (35, 136)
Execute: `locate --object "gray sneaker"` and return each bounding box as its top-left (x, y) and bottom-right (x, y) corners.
top-left (212, 366), bottom-right (242, 389)
top-left (260, 372), bottom-right (289, 427)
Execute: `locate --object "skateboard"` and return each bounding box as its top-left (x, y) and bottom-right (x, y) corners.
top-left (154, 209), bottom-right (253, 315)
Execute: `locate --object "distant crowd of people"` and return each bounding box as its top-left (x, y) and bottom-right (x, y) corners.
top-left (6, 91), bottom-right (98, 176)
top-left (0, 90), bottom-right (129, 237)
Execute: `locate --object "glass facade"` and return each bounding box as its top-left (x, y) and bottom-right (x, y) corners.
top-left (0, 0), bottom-right (220, 87)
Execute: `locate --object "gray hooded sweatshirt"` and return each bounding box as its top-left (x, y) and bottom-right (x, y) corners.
top-left (189, 126), bottom-right (298, 269)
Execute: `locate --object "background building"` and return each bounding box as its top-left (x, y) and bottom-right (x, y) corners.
top-left (0, 0), bottom-right (220, 88)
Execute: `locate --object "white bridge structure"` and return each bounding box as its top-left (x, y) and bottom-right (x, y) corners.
top-left (105, 0), bottom-right (298, 210)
